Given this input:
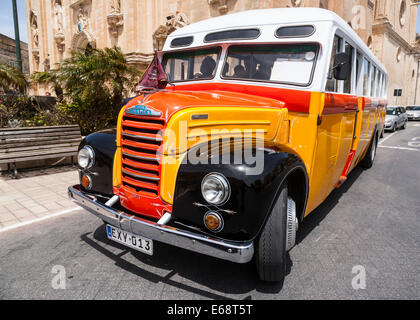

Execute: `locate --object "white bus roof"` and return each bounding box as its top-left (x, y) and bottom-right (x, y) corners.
top-left (166, 8), bottom-right (386, 73)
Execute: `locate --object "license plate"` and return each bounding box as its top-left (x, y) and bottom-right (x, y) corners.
top-left (106, 225), bottom-right (153, 255)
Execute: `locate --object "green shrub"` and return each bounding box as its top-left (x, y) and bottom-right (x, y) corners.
top-left (0, 95), bottom-right (36, 127)
top-left (0, 94), bottom-right (74, 128)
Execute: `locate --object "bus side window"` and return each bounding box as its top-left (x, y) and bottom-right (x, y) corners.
top-left (356, 51), bottom-right (364, 96)
top-left (343, 42), bottom-right (354, 94)
top-left (383, 74), bottom-right (387, 97)
top-left (326, 35), bottom-right (342, 92)
top-left (370, 65), bottom-right (376, 97)
top-left (363, 58), bottom-right (370, 96)
top-left (377, 72), bottom-right (382, 98)
top-left (381, 74), bottom-right (385, 97)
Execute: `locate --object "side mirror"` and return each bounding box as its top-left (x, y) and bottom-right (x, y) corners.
top-left (333, 52), bottom-right (351, 80)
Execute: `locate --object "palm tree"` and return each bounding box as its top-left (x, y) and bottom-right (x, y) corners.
top-left (0, 62), bottom-right (28, 93)
top-left (30, 70), bottom-right (63, 99)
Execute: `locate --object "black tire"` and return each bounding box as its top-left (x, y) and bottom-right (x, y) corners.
top-left (255, 183), bottom-right (288, 282)
top-left (360, 132), bottom-right (378, 169)
top-left (380, 128), bottom-right (384, 139)
top-left (392, 123), bottom-right (397, 132)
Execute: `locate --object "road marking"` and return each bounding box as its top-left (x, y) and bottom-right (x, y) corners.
top-left (379, 132), bottom-right (398, 145)
top-left (379, 145), bottom-right (419, 152)
top-left (0, 207), bottom-right (80, 234)
top-left (408, 137), bottom-right (420, 148)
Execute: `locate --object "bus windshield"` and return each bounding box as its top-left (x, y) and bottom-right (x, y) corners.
top-left (162, 48), bottom-right (221, 82)
top-left (222, 44), bottom-right (319, 86)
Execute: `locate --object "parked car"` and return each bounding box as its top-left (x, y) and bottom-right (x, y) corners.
top-left (406, 106), bottom-right (420, 120)
top-left (385, 106), bottom-right (407, 131)
top-left (401, 106), bottom-right (409, 123)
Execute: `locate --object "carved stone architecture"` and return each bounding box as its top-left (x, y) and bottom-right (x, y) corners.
top-left (53, 1), bottom-right (65, 55)
top-left (25, 0), bottom-right (420, 104)
top-left (153, 12), bottom-right (190, 51)
top-left (29, 9), bottom-right (40, 70)
top-left (208, 0), bottom-right (229, 14)
top-left (107, 0), bottom-right (124, 38)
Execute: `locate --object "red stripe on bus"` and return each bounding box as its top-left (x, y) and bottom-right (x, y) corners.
top-left (323, 93), bottom-right (358, 115)
top-left (336, 150), bottom-right (356, 188)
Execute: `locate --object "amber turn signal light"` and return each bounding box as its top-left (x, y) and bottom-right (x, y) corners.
top-left (81, 175), bottom-right (92, 190)
top-left (204, 212), bottom-right (224, 233)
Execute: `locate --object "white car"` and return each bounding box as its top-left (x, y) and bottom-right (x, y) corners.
top-left (385, 106), bottom-right (407, 131)
top-left (406, 106), bottom-right (420, 121)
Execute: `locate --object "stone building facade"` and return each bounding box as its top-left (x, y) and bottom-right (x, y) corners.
top-left (25, 0), bottom-right (420, 105)
top-left (0, 34), bottom-right (29, 75)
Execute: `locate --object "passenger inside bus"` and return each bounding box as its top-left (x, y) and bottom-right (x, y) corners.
top-left (233, 65), bottom-right (247, 78)
top-left (244, 58), bottom-right (256, 78)
top-left (254, 63), bottom-right (271, 80)
top-left (199, 56), bottom-right (217, 78)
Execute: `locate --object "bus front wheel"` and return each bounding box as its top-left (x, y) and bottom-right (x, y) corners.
top-left (255, 183), bottom-right (289, 283)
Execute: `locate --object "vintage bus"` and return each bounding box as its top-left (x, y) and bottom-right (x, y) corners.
top-left (69, 8), bottom-right (388, 282)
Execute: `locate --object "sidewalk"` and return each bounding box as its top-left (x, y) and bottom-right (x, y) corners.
top-left (0, 169), bottom-right (79, 230)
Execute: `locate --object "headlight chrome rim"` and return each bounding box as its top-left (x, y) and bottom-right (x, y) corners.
top-left (81, 174), bottom-right (93, 190)
top-left (201, 173), bottom-right (231, 206)
top-left (78, 146), bottom-right (95, 169)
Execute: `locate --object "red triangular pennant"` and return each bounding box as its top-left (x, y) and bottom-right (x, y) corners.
top-left (139, 52), bottom-right (168, 89)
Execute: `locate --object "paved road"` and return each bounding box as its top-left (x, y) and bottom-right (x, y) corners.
top-left (1, 123), bottom-right (419, 300)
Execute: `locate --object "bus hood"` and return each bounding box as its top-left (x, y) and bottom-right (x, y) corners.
top-left (122, 89), bottom-right (286, 123)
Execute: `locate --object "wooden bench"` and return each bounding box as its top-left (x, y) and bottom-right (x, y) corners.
top-left (0, 125), bottom-right (82, 178)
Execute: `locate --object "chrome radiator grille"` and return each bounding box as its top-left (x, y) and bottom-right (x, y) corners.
top-left (120, 115), bottom-right (165, 196)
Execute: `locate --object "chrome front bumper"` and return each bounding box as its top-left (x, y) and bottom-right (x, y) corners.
top-left (68, 185), bottom-right (254, 264)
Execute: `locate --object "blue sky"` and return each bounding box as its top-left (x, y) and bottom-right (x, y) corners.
top-left (417, 5), bottom-right (420, 34)
top-left (0, 0), bottom-right (27, 42)
top-left (0, 1), bottom-right (419, 44)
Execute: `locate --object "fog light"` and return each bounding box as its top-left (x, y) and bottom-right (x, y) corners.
top-left (204, 211), bottom-right (224, 233)
top-left (81, 175), bottom-right (92, 190)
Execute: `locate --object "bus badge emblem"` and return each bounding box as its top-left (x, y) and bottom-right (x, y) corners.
top-left (126, 105), bottom-right (161, 117)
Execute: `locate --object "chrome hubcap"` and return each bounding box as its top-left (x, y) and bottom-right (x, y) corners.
top-left (371, 136), bottom-right (377, 162)
top-left (286, 197), bottom-right (297, 252)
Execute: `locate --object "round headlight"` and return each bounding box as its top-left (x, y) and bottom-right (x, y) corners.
top-left (201, 173), bottom-right (230, 206)
top-left (78, 146), bottom-right (95, 169)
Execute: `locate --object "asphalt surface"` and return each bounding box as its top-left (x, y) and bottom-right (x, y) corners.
top-left (0, 123), bottom-right (419, 300)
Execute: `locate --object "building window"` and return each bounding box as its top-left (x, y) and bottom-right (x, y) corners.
top-left (367, 36), bottom-right (373, 49)
top-left (399, 0), bottom-right (406, 27)
top-left (397, 47), bottom-right (402, 62)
